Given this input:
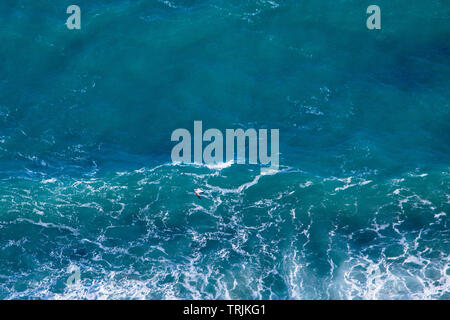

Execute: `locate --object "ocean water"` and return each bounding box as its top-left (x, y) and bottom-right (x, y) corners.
top-left (0, 0), bottom-right (449, 299)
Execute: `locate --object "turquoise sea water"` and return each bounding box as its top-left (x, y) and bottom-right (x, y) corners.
top-left (0, 0), bottom-right (449, 299)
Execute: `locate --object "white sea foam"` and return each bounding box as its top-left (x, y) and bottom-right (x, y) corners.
top-left (41, 178), bottom-right (57, 184)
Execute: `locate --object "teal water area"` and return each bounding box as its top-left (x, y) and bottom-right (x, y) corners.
top-left (0, 1), bottom-right (448, 299)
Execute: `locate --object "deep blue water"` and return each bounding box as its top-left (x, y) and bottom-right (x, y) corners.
top-left (0, 0), bottom-right (449, 299)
